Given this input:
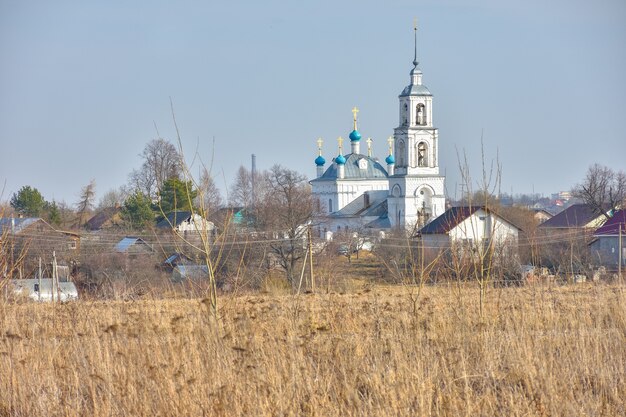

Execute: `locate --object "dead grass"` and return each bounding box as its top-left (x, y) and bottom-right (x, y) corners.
top-left (1, 283), bottom-right (625, 416)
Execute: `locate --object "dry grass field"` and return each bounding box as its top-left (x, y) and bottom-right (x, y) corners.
top-left (1, 283), bottom-right (625, 416)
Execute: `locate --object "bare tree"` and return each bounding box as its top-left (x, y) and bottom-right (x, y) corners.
top-left (228, 166), bottom-right (254, 208)
top-left (129, 138), bottom-right (181, 200)
top-left (196, 168), bottom-right (223, 217)
top-left (76, 179), bottom-right (96, 228)
top-left (255, 165), bottom-right (316, 286)
top-left (573, 163), bottom-right (626, 220)
top-left (97, 188), bottom-right (126, 210)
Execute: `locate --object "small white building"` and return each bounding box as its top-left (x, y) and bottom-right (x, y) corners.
top-left (156, 211), bottom-right (215, 234)
top-left (11, 279), bottom-right (78, 302)
top-left (419, 206), bottom-right (520, 256)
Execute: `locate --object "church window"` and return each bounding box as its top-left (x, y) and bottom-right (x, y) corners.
top-left (328, 199), bottom-right (333, 213)
top-left (416, 103), bottom-right (426, 126)
top-left (403, 103), bottom-right (408, 126)
top-left (417, 142), bottom-right (428, 167)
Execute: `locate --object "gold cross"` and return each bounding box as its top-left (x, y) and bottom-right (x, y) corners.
top-left (387, 136), bottom-right (394, 153)
top-left (351, 106), bottom-right (359, 130)
top-left (413, 17), bottom-right (417, 31)
top-left (337, 136), bottom-right (344, 151)
top-left (316, 137), bottom-right (323, 151)
top-left (366, 137), bottom-right (373, 157)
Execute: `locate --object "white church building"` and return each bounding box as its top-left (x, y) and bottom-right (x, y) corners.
top-left (311, 26), bottom-right (446, 237)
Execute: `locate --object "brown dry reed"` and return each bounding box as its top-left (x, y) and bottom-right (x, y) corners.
top-left (1, 283), bottom-right (625, 416)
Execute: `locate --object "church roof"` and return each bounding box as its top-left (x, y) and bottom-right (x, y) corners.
top-left (331, 194), bottom-right (387, 218)
top-left (313, 153), bottom-right (388, 181)
top-left (399, 83), bottom-right (432, 97)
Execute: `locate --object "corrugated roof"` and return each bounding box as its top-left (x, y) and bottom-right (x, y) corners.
top-left (313, 153), bottom-right (388, 181)
top-left (539, 204), bottom-right (604, 229)
top-left (419, 206), bottom-right (481, 235)
top-left (594, 210), bottom-right (626, 236)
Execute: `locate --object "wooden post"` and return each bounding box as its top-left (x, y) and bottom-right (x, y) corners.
top-left (38, 257), bottom-right (42, 302)
top-left (308, 226), bottom-right (314, 293)
top-left (52, 251), bottom-right (57, 302)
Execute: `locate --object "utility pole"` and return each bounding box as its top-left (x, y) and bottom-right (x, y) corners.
top-left (619, 225), bottom-right (623, 284)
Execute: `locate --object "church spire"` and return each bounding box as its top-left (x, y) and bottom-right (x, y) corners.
top-left (413, 18), bottom-right (419, 68)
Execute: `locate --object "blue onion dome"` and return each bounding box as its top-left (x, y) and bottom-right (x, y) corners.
top-left (385, 154), bottom-right (395, 165)
top-left (315, 155), bottom-right (326, 166)
top-left (335, 154), bottom-right (346, 165)
top-left (349, 129), bottom-right (362, 141)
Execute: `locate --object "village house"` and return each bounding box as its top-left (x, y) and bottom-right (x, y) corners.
top-left (589, 210), bottom-right (626, 270)
top-left (0, 217), bottom-right (80, 279)
top-left (418, 206), bottom-right (520, 259)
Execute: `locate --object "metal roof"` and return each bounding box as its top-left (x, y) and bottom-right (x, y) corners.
top-left (419, 206), bottom-right (482, 235)
top-left (594, 210), bottom-right (626, 236)
top-left (115, 236), bottom-right (152, 253)
top-left (313, 153), bottom-right (388, 181)
top-left (539, 204), bottom-right (605, 229)
top-left (332, 195), bottom-right (387, 218)
top-left (0, 217), bottom-right (40, 234)
top-left (399, 84), bottom-right (432, 97)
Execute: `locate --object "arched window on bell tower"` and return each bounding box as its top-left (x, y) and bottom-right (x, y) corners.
top-left (403, 103), bottom-right (408, 126)
top-left (397, 140), bottom-right (406, 167)
top-left (416, 103), bottom-right (425, 126)
top-left (417, 142), bottom-right (428, 167)
top-left (328, 199), bottom-right (333, 213)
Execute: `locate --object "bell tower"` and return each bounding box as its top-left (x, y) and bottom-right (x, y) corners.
top-left (388, 21), bottom-right (446, 231)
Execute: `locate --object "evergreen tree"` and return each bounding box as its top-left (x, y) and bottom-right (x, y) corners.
top-left (158, 178), bottom-right (197, 213)
top-left (10, 186), bottom-right (46, 217)
top-left (121, 191), bottom-right (154, 229)
top-left (44, 201), bottom-right (61, 226)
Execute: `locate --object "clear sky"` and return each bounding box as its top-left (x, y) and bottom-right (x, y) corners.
top-left (1, 0), bottom-right (625, 206)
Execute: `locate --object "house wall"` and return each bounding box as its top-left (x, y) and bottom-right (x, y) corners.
top-left (175, 214), bottom-right (215, 233)
top-left (448, 210), bottom-right (518, 245)
top-left (590, 236), bottom-right (626, 269)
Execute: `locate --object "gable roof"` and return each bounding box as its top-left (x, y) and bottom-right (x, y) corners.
top-left (594, 210), bottom-right (626, 236)
top-left (0, 217), bottom-right (42, 234)
top-left (419, 206), bottom-right (481, 235)
top-left (156, 211), bottom-right (193, 228)
top-left (115, 236), bottom-right (152, 253)
top-left (85, 207), bottom-right (121, 230)
top-left (0, 217), bottom-right (79, 239)
top-left (539, 204), bottom-right (605, 229)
